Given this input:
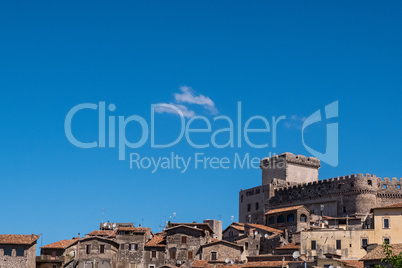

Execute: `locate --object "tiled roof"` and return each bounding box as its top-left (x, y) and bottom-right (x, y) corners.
top-left (0, 234), bottom-right (40, 245)
top-left (243, 261), bottom-right (290, 267)
top-left (203, 239), bottom-right (243, 249)
top-left (88, 230), bottom-right (117, 238)
top-left (42, 239), bottom-right (78, 249)
top-left (118, 227), bottom-right (150, 233)
top-left (361, 244), bottom-right (402, 260)
top-left (339, 260), bottom-right (364, 268)
top-left (371, 202), bottom-right (402, 211)
top-left (145, 235), bottom-right (166, 248)
top-left (275, 243), bottom-right (300, 250)
top-left (245, 224), bottom-right (283, 234)
top-left (170, 223), bottom-right (214, 233)
top-left (192, 260), bottom-right (242, 268)
top-left (165, 224), bottom-right (205, 234)
top-left (265, 205), bottom-right (304, 215)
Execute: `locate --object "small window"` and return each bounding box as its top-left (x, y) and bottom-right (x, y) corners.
top-left (287, 214), bottom-right (294, 222)
top-left (247, 204), bottom-right (251, 212)
top-left (300, 214), bottom-right (307, 222)
top-left (343, 206), bottom-right (347, 213)
top-left (368, 180), bottom-right (372, 186)
top-left (170, 251), bottom-right (176, 259)
top-left (255, 202), bottom-right (259, 210)
top-left (311, 240), bottom-right (316, 250)
top-left (149, 265), bottom-right (155, 268)
top-left (121, 244), bottom-right (125, 250)
top-left (51, 251), bottom-right (56, 258)
top-left (181, 236), bottom-right (187, 244)
top-left (277, 215), bottom-right (285, 223)
top-left (245, 242), bottom-right (248, 250)
top-left (336, 240), bottom-right (341, 250)
top-left (188, 251), bottom-right (193, 259)
top-left (129, 244), bottom-right (138, 250)
top-left (268, 216), bottom-right (275, 224)
top-left (151, 250), bottom-right (157, 258)
top-left (86, 245), bottom-right (91, 254)
top-left (362, 239), bottom-right (368, 247)
top-left (16, 246), bottom-right (24, 257)
top-left (211, 252), bottom-right (217, 261)
top-left (241, 195), bottom-right (243, 203)
top-left (383, 185), bottom-right (387, 189)
top-left (4, 246), bottom-right (12, 256)
top-left (384, 219), bottom-right (390, 228)
top-left (384, 238), bottom-right (390, 244)
top-left (398, 185), bottom-right (401, 189)
top-left (99, 245), bottom-right (105, 254)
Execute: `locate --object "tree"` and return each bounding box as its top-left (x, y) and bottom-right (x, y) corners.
top-left (377, 243), bottom-right (402, 268)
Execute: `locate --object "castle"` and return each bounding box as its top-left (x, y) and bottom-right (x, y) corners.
top-left (239, 152), bottom-right (402, 225)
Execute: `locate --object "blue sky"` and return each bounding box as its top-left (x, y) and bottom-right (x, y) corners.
top-left (1, 0), bottom-right (402, 251)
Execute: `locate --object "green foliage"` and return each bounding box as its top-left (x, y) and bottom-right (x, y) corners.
top-left (376, 243), bottom-right (402, 268)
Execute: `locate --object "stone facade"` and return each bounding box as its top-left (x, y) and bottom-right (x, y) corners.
top-left (201, 240), bottom-right (244, 262)
top-left (0, 234), bottom-right (39, 268)
top-left (240, 152), bottom-right (402, 225)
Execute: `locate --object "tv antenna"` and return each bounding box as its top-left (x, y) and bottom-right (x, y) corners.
top-left (231, 216), bottom-right (234, 223)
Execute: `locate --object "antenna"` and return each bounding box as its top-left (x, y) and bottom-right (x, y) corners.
top-left (101, 208), bottom-right (105, 224)
top-left (173, 212), bottom-right (176, 219)
top-left (231, 216), bottom-right (234, 223)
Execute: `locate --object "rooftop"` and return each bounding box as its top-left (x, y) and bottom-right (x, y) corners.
top-left (361, 244), bottom-right (402, 260)
top-left (145, 235), bottom-right (166, 248)
top-left (265, 205), bottom-right (305, 215)
top-left (0, 234), bottom-right (40, 245)
top-left (42, 239), bottom-right (78, 249)
top-left (245, 224), bottom-right (283, 235)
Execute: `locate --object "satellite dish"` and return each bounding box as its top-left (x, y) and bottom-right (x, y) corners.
top-left (149, 235), bottom-right (153, 240)
top-left (230, 260), bottom-right (234, 264)
top-left (329, 265), bottom-right (334, 268)
top-left (112, 223), bottom-right (116, 228)
top-left (264, 234), bottom-right (269, 239)
top-left (225, 258), bottom-right (230, 263)
top-left (292, 251), bottom-right (300, 259)
top-left (254, 231), bottom-right (258, 236)
top-left (103, 223), bottom-right (107, 227)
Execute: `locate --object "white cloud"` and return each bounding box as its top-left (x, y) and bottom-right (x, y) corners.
top-left (154, 103), bottom-right (196, 118)
top-left (174, 86), bottom-right (218, 115)
top-left (154, 86), bottom-right (218, 118)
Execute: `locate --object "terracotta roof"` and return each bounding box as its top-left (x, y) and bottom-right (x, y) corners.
top-left (361, 244), bottom-right (402, 260)
top-left (192, 260), bottom-right (242, 268)
top-left (118, 227), bottom-right (150, 233)
top-left (243, 261), bottom-right (290, 267)
top-left (275, 243), bottom-right (300, 250)
top-left (202, 239), bottom-right (243, 249)
top-left (42, 239), bottom-right (78, 249)
top-left (265, 206), bottom-right (304, 215)
top-left (170, 223), bottom-right (214, 233)
top-left (339, 260), bottom-right (364, 268)
top-left (0, 234), bottom-right (40, 245)
top-left (165, 224), bottom-right (205, 234)
top-left (145, 235), bottom-right (166, 248)
top-left (245, 224), bottom-right (283, 234)
top-left (88, 230), bottom-right (117, 238)
top-left (371, 202), bottom-right (402, 212)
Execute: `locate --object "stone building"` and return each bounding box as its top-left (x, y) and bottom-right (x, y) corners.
top-left (239, 152), bottom-right (402, 225)
top-left (222, 223), bottom-right (245, 243)
top-left (201, 240), bottom-right (244, 262)
top-left (360, 244), bottom-right (402, 268)
top-left (144, 235), bottom-right (167, 268)
top-left (0, 234), bottom-right (39, 268)
top-left (264, 205), bottom-right (310, 235)
top-left (37, 238), bottom-right (78, 268)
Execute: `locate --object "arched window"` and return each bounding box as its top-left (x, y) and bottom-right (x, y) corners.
top-left (287, 214), bottom-right (295, 222)
top-left (277, 215), bottom-right (285, 223)
top-left (300, 214), bottom-right (307, 222)
top-left (16, 246), bottom-right (24, 257)
top-left (268, 216), bottom-right (275, 225)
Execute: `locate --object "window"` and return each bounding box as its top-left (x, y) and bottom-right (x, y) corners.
top-left (241, 195), bottom-right (243, 203)
top-left (51, 250), bottom-right (56, 259)
top-left (121, 244), bottom-right (125, 250)
top-left (188, 251), bottom-right (193, 259)
top-left (255, 202), bottom-right (259, 210)
top-left (287, 214), bottom-right (294, 222)
top-left (343, 206), bottom-right (347, 213)
top-left (398, 185), bottom-right (401, 189)
top-left (384, 238), bottom-right (390, 244)
top-left (336, 240), bottom-right (341, 250)
top-left (129, 244), bottom-right (138, 250)
top-left (255, 188), bottom-right (260, 194)
top-left (86, 245), bottom-right (91, 254)
top-left (368, 180), bottom-right (372, 186)
top-left (16, 246), bottom-right (24, 257)
top-left (384, 219), bottom-right (390, 228)
top-left (181, 236), bottom-right (187, 244)
top-left (268, 216), bottom-right (275, 224)
top-left (149, 265), bottom-right (155, 268)
top-left (362, 239), bottom-right (368, 247)
top-left (211, 252), bottom-right (217, 261)
top-left (245, 242), bottom-right (248, 250)
top-left (170, 250), bottom-right (176, 259)
top-left (311, 240), bottom-right (316, 250)
top-left (151, 250), bottom-right (157, 258)
top-left (300, 214), bottom-right (307, 222)
top-left (99, 245), bottom-right (105, 254)
top-left (247, 204), bottom-right (251, 212)
top-left (277, 215), bottom-right (285, 223)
